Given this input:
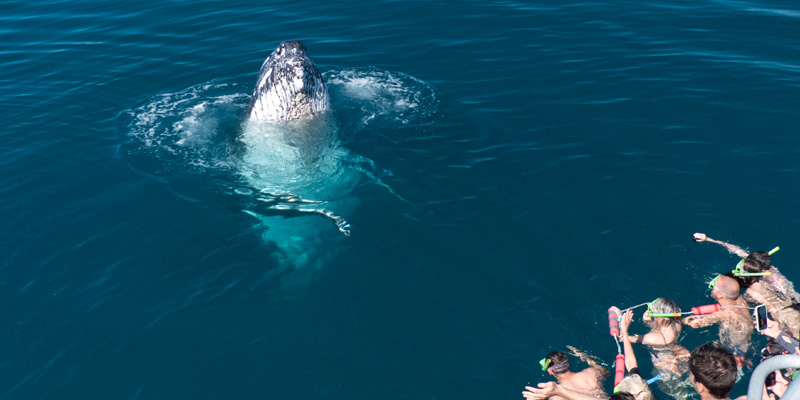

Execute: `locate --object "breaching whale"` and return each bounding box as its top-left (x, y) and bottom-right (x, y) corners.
top-left (247, 40), bottom-right (330, 121)
top-left (123, 40), bottom-right (426, 287)
top-left (239, 40), bottom-right (355, 244)
top-left (239, 41), bottom-right (408, 276)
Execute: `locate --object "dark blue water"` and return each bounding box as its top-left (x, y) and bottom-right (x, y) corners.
top-left (2, 1), bottom-right (800, 399)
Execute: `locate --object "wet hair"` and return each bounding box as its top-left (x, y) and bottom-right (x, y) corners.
top-left (648, 298), bottom-right (681, 329)
top-left (762, 341), bottom-right (788, 388)
top-left (610, 393), bottom-right (636, 400)
top-left (766, 371), bottom-right (777, 388)
top-left (749, 251), bottom-right (772, 270)
top-left (615, 375), bottom-right (654, 400)
top-left (689, 343), bottom-right (737, 399)
top-left (734, 252), bottom-right (771, 289)
top-left (762, 339), bottom-right (787, 359)
top-left (545, 351), bottom-right (569, 374)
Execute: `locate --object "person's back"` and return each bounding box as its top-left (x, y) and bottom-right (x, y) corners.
top-left (624, 298), bottom-right (689, 399)
top-left (627, 298), bottom-right (689, 375)
top-left (716, 296), bottom-right (753, 359)
top-left (557, 367), bottom-right (606, 399)
top-left (683, 276), bottom-right (752, 369)
top-left (765, 267), bottom-right (800, 303)
top-left (542, 351), bottom-right (608, 400)
top-left (743, 267), bottom-right (800, 338)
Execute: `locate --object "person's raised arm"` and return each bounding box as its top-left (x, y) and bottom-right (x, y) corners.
top-left (693, 232), bottom-right (749, 258)
top-left (619, 310), bottom-right (638, 372)
top-left (760, 318), bottom-right (800, 355)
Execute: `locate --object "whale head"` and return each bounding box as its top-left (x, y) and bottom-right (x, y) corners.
top-left (247, 40), bottom-right (330, 121)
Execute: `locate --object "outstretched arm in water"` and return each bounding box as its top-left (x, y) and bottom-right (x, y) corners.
top-left (682, 313), bottom-right (721, 329)
top-left (693, 232), bottom-right (749, 258)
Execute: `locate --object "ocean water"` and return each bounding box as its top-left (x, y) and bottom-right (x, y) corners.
top-left (2, 0), bottom-right (800, 399)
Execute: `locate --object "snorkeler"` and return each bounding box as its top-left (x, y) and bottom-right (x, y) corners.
top-left (523, 310), bottom-right (655, 400)
top-left (682, 275), bottom-right (753, 371)
top-left (534, 350), bottom-right (609, 400)
top-left (621, 298), bottom-right (690, 398)
top-left (693, 232), bottom-right (800, 338)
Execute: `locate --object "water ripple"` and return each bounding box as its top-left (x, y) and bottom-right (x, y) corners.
top-left (2, 0), bottom-right (800, 398)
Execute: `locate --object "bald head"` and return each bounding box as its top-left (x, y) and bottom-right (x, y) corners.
top-left (713, 275), bottom-right (740, 300)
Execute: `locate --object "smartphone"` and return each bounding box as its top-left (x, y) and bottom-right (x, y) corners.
top-left (754, 304), bottom-right (768, 332)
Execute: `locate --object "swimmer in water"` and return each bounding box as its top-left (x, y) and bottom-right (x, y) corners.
top-left (620, 299), bottom-right (690, 398)
top-left (532, 350), bottom-right (609, 400)
top-left (524, 312), bottom-right (654, 400)
top-left (682, 275), bottom-right (753, 373)
top-left (693, 232), bottom-right (800, 338)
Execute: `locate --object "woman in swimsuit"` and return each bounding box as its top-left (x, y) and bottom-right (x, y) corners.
top-left (626, 298), bottom-right (691, 399)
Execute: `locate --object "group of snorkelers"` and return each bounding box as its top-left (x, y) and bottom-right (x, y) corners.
top-left (522, 232), bottom-right (800, 400)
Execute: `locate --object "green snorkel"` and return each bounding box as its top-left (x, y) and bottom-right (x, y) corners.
top-left (732, 246), bottom-right (779, 277)
top-left (645, 298), bottom-right (691, 318)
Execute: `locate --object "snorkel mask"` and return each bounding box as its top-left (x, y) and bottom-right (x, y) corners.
top-left (539, 358), bottom-right (552, 371)
top-left (708, 275), bottom-right (721, 290)
top-left (732, 247), bottom-right (779, 277)
top-left (645, 297), bottom-right (659, 317)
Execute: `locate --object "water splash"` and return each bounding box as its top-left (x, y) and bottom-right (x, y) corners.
top-left (122, 68), bottom-right (437, 284)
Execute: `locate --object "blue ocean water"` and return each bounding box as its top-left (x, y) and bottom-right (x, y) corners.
top-left (2, 0), bottom-right (800, 399)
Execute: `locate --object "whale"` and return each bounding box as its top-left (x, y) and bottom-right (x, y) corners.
top-left (240, 40), bottom-right (351, 233)
top-left (123, 40), bottom-right (423, 289)
top-left (237, 40), bottom-right (369, 289)
top-left (238, 41), bottom-right (410, 284)
top-left (247, 40), bottom-right (330, 121)
top-left (238, 40), bottom-right (357, 278)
